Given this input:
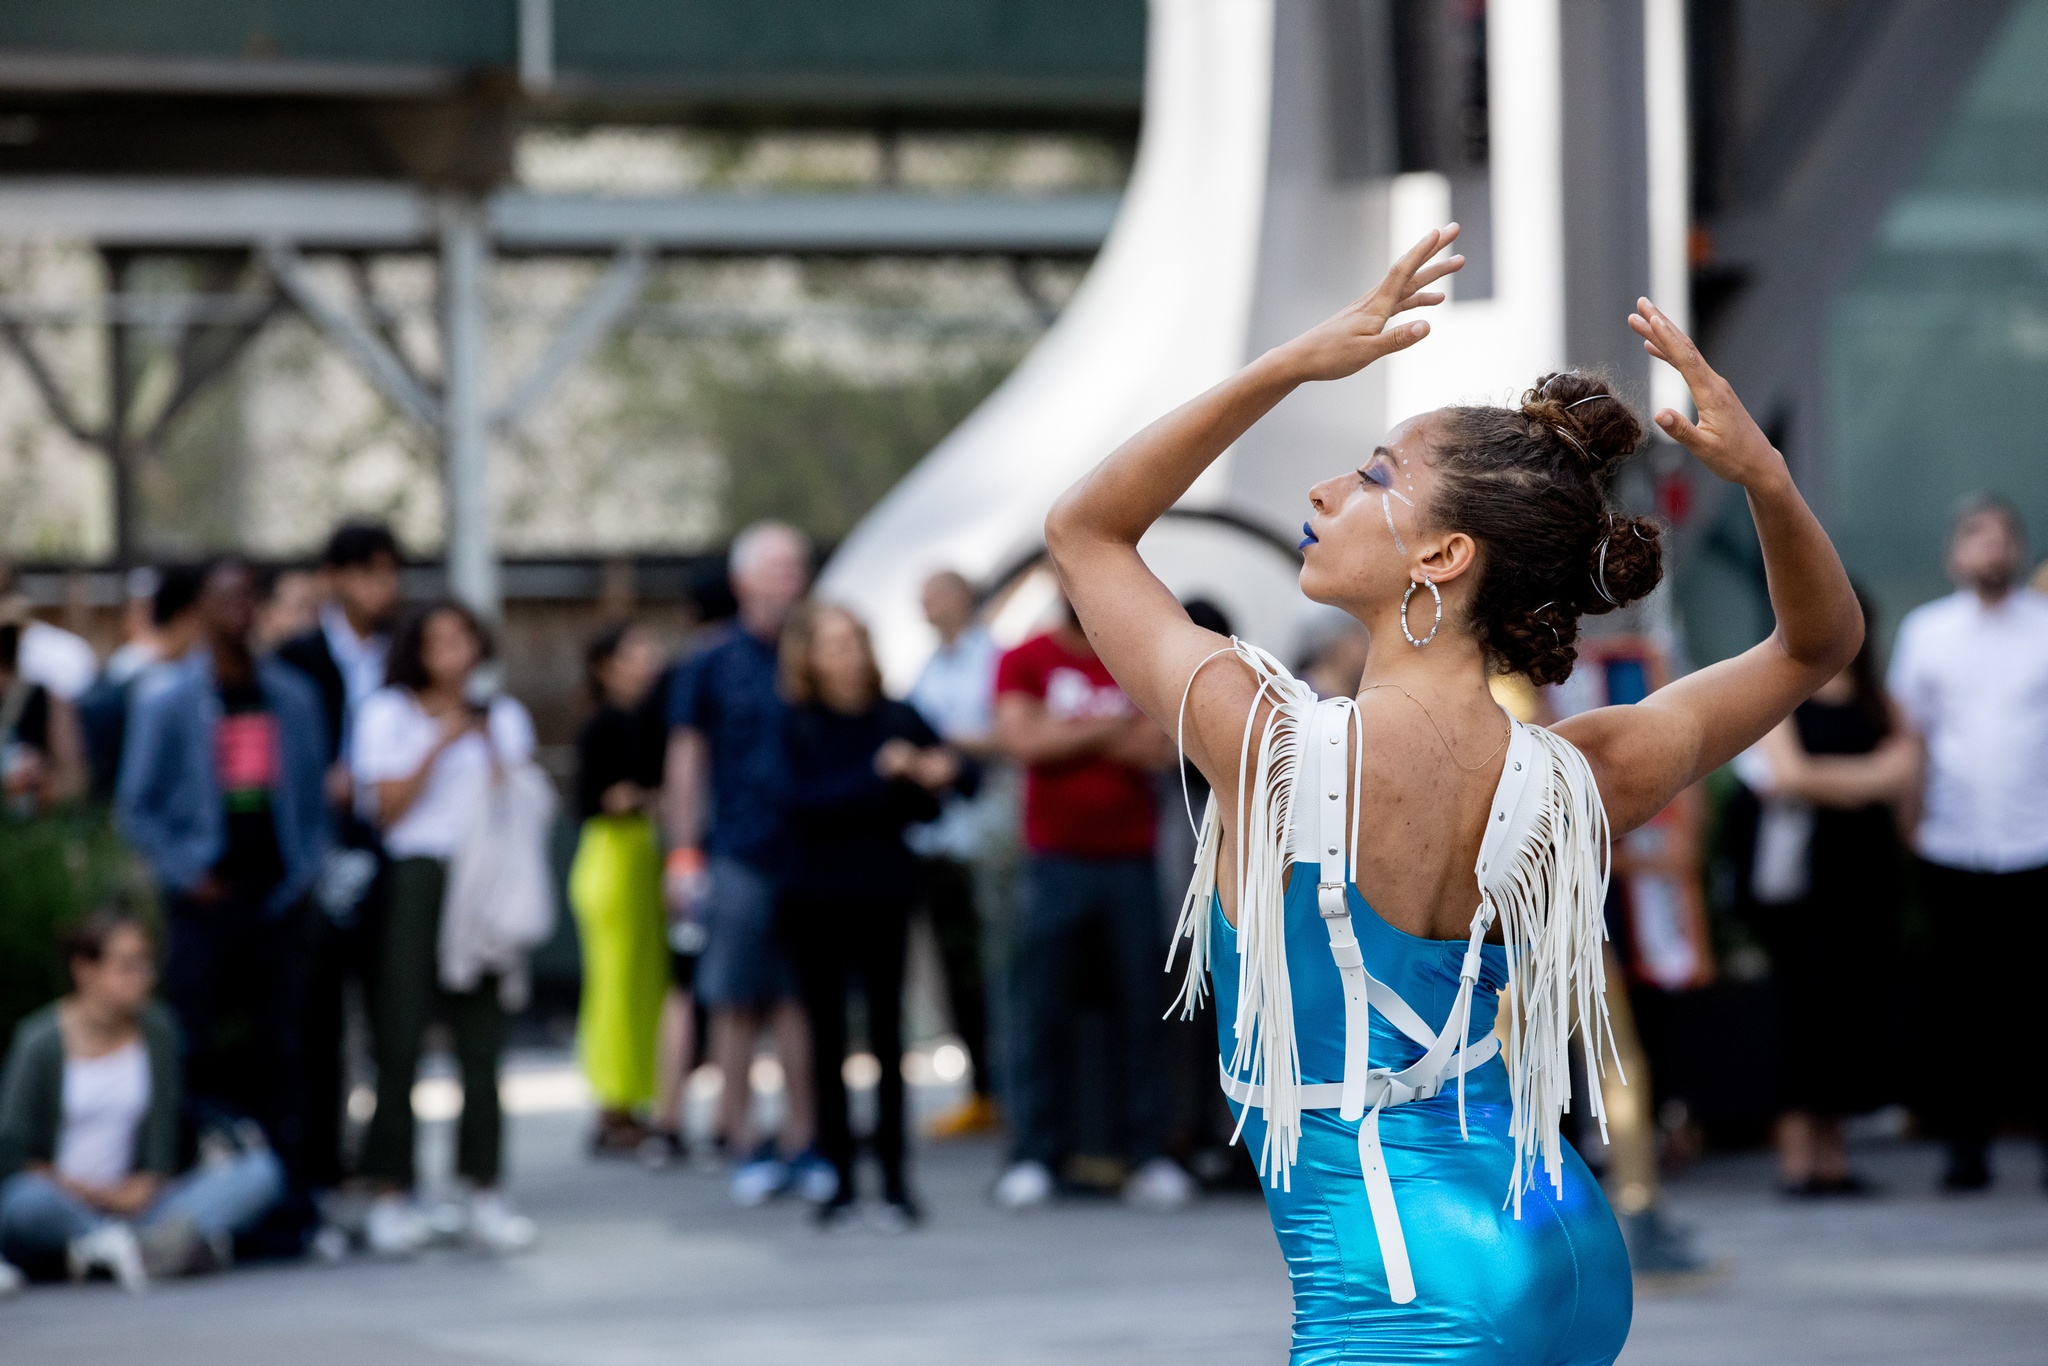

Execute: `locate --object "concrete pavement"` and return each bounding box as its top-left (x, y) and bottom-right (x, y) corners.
top-left (4, 1060), bottom-right (2045, 1365)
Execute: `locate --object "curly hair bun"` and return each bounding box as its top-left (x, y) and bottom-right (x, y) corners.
top-left (1584, 513), bottom-right (1663, 617)
top-left (1430, 371), bottom-right (1666, 686)
top-left (1520, 373), bottom-right (1644, 482)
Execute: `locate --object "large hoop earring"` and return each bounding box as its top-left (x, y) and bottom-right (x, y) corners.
top-left (1401, 576), bottom-right (1442, 648)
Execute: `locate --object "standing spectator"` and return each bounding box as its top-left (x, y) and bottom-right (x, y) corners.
top-left (114, 561), bottom-right (328, 1213)
top-left (1733, 588), bottom-right (1916, 1195)
top-left (78, 565), bottom-right (205, 803)
top-left (0, 563), bottom-right (97, 703)
top-left (906, 571), bottom-right (1002, 1140)
top-left (103, 568), bottom-right (168, 686)
top-left (0, 911), bottom-right (282, 1288)
top-left (991, 588), bottom-right (1191, 1211)
top-left (350, 603), bottom-right (540, 1255)
top-left (0, 606), bottom-right (86, 815)
top-left (278, 526), bottom-right (404, 765)
top-left (275, 524), bottom-right (403, 1197)
top-left (569, 622), bottom-right (671, 1157)
top-left (782, 603), bottom-right (968, 1227)
top-left (1889, 495), bottom-right (2048, 1191)
top-left (664, 522), bottom-right (830, 1207)
top-left (255, 568), bottom-right (322, 652)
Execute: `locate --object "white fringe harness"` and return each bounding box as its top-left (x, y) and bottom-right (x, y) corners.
top-left (1168, 641), bottom-right (1621, 1305)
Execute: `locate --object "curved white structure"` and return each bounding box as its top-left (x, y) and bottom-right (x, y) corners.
top-left (823, 0), bottom-right (1582, 686)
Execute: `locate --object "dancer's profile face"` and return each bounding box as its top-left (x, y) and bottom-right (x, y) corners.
top-left (1298, 414), bottom-right (1441, 612)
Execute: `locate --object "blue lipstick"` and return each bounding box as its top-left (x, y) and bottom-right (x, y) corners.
top-left (1298, 520), bottom-right (1319, 551)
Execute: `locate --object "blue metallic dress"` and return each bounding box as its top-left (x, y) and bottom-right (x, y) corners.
top-left (1211, 876), bottom-right (1632, 1363)
top-left (1172, 644), bottom-right (1632, 1365)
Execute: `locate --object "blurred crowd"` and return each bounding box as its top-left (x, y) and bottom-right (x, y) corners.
top-left (0, 489), bottom-right (2043, 1296)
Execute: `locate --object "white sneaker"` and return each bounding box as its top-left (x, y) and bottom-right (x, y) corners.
top-left (1123, 1157), bottom-right (1197, 1211)
top-left (992, 1160), bottom-right (1054, 1211)
top-left (0, 1258), bottom-right (24, 1296)
top-left (364, 1194), bottom-right (431, 1258)
top-left (67, 1224), bottom-right (147, 1292)
top-left (469, 1191), bottom-right (538, 1255)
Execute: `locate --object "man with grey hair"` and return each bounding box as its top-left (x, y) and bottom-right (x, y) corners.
top-left (1889, 494), bottom-right (2048, 1191)
top-left (663, 521), bottom-right (831, 1207)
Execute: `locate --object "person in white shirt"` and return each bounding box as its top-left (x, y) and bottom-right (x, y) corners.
top-left (906, 571), bottom-right (1002, 1139)
top-left (350, 601), bottom-right (539, 1256)
top-left (1888, 494), bottom-right (2048, 1191)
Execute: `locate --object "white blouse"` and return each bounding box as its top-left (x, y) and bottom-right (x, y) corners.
top-left (351, 688), bottom-right (536, 859)
top-left (56, 1041), bottom-right (150, 1187)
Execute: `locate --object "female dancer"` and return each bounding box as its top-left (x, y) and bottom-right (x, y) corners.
top-left (1044, 223), bottom-right (1861, 1362)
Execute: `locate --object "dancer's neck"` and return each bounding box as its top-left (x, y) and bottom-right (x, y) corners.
top-left (1350, 610), bottom-right (1493, 702)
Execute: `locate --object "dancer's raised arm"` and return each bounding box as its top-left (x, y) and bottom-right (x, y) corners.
top-left (1554, 299), bottom-right (1862, 833)
top-left (1044, 225), bottom-right (1464, 787)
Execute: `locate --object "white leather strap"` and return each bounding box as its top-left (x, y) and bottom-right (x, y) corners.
top-left (1312, 698), bottom-right (1374, 1123)
top-left (1357, 1099), bottom-right (1413, 1302)
top-left (1220, 1034), bottom-right (1500, 1113)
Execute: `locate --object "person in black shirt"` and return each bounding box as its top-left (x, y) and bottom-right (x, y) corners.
top-left (274, 523), bottom-right (402, 1196)
top-left (779, 603), bottom-right (971, 1228)
top-left (116, 560), bottom-right (330, 1242)
top-left (568, 622), bottom-right (672, 1156)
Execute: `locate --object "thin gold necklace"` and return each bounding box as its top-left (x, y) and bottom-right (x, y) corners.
top-left (1355, 682), bottom-right (1511, 773)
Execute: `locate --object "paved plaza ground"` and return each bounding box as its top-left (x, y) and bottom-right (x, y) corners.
top-left (6, 1058), bottom-right (2046, 1365)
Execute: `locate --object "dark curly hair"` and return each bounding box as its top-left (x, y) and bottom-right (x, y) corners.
top-left (1427, 371), bottom-right (1663, 685)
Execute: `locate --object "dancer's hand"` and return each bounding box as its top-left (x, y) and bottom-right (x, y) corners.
top-left (1629, 298), bottom-right (1788, 492)
top-left (1277, 225), bottom-right (1463, 382)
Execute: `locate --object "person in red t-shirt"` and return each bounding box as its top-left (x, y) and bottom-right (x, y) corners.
top-left (989, 592), bottom-right (1193, 1210)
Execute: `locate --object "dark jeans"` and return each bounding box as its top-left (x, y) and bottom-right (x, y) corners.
top-left (786, 894), bottom-right (911, 1200)
top-left (300, 906), bottom-right (361, 1191)
top-left (164, 890), bottom-right (308, 1178)
top-left (361, 857), bottom-right (506, 1189)
top-left (921, 856), bottom-right (992, 1099)
top-left (1010, 853), bottom-right (1167, 1168)
top-left (1921, 858), bottom-right (2048, 1163)
top-left (302, 822), bottom-right (385, 1190)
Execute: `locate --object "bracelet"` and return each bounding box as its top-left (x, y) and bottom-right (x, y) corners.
top-left (665, 847), bottom-right (706, 877)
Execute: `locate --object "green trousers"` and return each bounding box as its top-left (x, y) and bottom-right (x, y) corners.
top-left (361, 856), bottom-right (506, 1189)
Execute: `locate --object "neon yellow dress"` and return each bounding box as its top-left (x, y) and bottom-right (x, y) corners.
top-left (568, 812), bottom-right (669, 1109)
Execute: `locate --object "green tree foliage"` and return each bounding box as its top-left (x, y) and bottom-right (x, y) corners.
top-left (0, 808), bottom-right (157, 1046)
top-left (693, 347), bottom-right (1023, 542)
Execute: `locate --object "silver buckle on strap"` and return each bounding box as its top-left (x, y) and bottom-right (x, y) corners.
top-left (1317, 881), bottom-right (1348, 919)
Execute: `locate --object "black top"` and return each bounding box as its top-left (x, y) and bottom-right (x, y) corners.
top-left (575, 696), bottom-right (668, 821)
top-left (782, 699), bottom-right (950, 900)
top-left (214, 680), bottom-right (285, 901)
top-left (1790, 696), bottom-right (1898, 906)
top-left (275, 627), bottom-right (346, 769)
top-left (3, 681), bottom-right (49, 755)
top-left (1730, 694), bottom-right (1903, 1115)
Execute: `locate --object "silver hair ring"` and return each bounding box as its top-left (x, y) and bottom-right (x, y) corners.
top-left (1594, 533), bottom-right (1619, 606)
top-left (1564, 394), bottom-right (1614, 411)
top-left (1401, 577), bottom-right (1442, 648)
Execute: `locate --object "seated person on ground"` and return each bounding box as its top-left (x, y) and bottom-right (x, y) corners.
top-left (0, 909), bottom-right (283, 1289)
